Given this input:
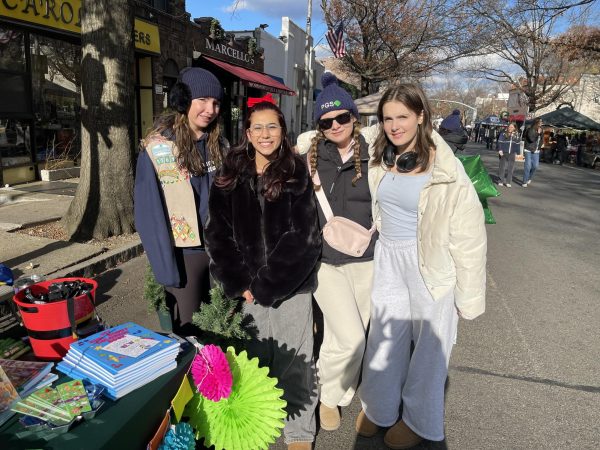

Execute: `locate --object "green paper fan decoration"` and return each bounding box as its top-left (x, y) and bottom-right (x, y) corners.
top-left (185, 346), bottom-right (287, 450)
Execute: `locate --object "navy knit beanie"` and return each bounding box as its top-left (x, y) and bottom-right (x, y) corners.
top-left (314, 72), bottom-right (359, 122)
top-left (180, 67), bottom-right (223, 101)
top-left (440, 109), bottom-right (463, 132)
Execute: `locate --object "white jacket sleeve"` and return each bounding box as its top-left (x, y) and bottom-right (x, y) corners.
top-left (448, 165), bottom-right (487, 320)
top-left (295, 130), bottom-right (317, 155)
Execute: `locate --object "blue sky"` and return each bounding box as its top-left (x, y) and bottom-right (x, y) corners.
top-left (186, 1), bottom-right (332, 54)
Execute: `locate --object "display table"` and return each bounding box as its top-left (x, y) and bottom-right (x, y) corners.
top-left (0, 345), bottom-right (194, 449)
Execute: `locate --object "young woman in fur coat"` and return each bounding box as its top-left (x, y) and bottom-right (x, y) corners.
top-left (204, 98), bottom-right (321, 450)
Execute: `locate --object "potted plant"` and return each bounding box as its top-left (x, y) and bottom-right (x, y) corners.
top-left (144, 264), bottom-right (172, 332)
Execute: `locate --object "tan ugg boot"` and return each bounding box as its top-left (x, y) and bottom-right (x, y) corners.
top-left (355, 409), bottom-right (379, 437)
top-left (383, 420), bottom-right (423, 449)
top-left (319, 403), bottom-right (341, 431)
top-left (287, 442), bottom-right (312, 450)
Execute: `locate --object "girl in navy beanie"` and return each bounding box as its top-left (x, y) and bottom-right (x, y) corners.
top-left (134, 67), bottom-right (228, 335)
top-left (302, 72), bottom-right (376, 432)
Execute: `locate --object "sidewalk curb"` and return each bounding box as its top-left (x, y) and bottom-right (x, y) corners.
top-left (0, 241), bottom-right (145, 303)
top-left (48, 241), bottom-right (145, 279)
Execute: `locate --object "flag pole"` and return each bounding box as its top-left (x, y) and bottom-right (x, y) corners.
top-left (303, 0), bottom-right (313, 132)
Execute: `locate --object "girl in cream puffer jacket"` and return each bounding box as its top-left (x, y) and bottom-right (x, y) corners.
top-left (352, 84), bottom-right (487, 448)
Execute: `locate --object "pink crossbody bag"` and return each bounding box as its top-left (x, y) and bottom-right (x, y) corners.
top-left (307, 155), bottom-right (375, 257)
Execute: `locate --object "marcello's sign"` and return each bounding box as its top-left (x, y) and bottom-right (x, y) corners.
top-left (0, 0), bottom-right (160, 54)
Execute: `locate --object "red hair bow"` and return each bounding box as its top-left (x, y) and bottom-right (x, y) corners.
top-left (247, 94), bottom-right (276, 108)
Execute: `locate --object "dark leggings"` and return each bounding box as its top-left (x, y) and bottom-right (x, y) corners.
top-left (165, 250), bottom-right (210, 336)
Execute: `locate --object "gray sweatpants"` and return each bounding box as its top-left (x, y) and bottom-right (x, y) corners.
top-left (359, 238), bottom-right (458, 441)
top-left (243, 292), bottom-right (317, 444)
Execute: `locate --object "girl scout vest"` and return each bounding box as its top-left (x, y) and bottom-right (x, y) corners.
top-left (145, 136), bottom-right (201, 247)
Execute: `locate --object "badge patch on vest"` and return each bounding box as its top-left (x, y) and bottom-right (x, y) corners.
top-left (170, 215), bottom-right (197, 243)
top-left (150, 143), bottom-right (189, 185)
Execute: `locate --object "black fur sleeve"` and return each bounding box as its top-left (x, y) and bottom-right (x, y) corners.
top-left (205, 184), bottom-right (252, 299)
top-left (250, 180), bottom-right (321, 305)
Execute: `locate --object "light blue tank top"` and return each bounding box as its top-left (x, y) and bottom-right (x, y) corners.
top-left (378, 171), bottom-right (432, 241)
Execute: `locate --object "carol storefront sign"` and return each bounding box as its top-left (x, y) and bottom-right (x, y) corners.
top-left (0, 0), bottom-right (81, 35)
top-left (0, 0), bottom-right (160, 54)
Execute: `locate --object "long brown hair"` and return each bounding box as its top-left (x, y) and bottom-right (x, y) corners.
top-left (143, 110), bottom-right (223, 175)
top-left (216, 102), bottom-right (297, 201)
top-left (308, 119), bottom-right (362, 190)
top-left (371, 84), bottom-right (435, 173)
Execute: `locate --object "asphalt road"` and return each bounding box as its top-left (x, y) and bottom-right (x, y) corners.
top-left (94, 142), bottom-right (600, 449)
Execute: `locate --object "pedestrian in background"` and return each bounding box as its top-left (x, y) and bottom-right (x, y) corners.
top-left (297, 72), bottom-right (376, 432)
top-left (523, 118), bottom-right (543, 187)
top-left (576, 132), bottom-right (586, 166)
top-left (497, 122), bottom-right (521, 187)
top-left (134, 67), bottom-right (227, 335)
top-left (555, 130), bottom-right (569, 164)
top-left (205, 98), bottom-right (321, 450)
top-left (354, 84), bottom-right (487, 449)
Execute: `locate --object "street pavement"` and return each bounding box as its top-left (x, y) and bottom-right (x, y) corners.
top-left (3, 142), bottom-right (600, 449)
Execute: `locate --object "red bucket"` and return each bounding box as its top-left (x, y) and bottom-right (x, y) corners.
top-left (13, 277), bottom-right (98, 360)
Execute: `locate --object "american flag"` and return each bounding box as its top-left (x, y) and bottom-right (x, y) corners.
top-left (326, 22), bottom-right (346, 58)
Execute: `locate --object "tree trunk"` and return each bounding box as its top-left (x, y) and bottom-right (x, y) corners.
top-left (63, 0), bottom-right (135, 240)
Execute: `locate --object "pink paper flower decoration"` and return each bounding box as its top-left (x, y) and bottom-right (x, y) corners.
top-left (191, 344), bottom-right (233, 401)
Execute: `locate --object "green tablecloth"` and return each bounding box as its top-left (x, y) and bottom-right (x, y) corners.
top-left (0, 345), bottom-right (194, 449)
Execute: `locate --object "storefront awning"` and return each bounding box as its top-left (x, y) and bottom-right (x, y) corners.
top-left (202, 56), bottom-right (296, 96)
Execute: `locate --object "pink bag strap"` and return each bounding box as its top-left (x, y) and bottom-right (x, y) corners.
top-left (306, 154), bottom-right (335, 221)
top-left (306, 153), bottom-right (376, 233)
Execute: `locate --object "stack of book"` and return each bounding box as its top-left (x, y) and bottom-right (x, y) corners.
top-left (0, 359), bottom-right (56, 397)
top-left (11, 379), bottom-right (92, 426)
top-left (56, 322), bottom-right (180, 400)
top-left (0, 338), bottom-right (31, 360)
top-left (0, 359), bottom-right (57, 426)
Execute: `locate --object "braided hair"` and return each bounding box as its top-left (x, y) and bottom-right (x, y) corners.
top-left (309, 123), bottom-right (363, 190)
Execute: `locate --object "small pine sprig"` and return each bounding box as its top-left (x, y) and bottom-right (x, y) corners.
top-left (143, 264), bottom-right (168, 312)
top-left (192, 285), bottom-right (256, 349)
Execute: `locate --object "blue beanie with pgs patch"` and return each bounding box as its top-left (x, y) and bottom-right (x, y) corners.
top-left (314, 72), bottom-right (359, 122)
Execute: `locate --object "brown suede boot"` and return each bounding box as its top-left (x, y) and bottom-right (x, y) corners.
top-left (383, 420), bottom-right (423, 449)
top-left (355, 409), bottom-right (379, 437)
top-left (319, 403), bottom-right (341, 431)
top-left (287, 442), bottom-right (312, 450)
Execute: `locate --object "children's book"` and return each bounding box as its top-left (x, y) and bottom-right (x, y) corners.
top-left (0, 359), bottom-right (53, 395)
top-left (0, 366), bottom-right (19, 412)
top-left (66, 322), bottom-right (179, 376)
top-left (56, 380), bottom-right (92, 417)
top-left (56, 360), bottom-right (177, 400)
top-left (59, 349), bottom-right (179, 387)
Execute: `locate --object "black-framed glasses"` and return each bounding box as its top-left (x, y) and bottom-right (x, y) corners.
top-left (249, 124), bottom-right (283, 136)
top-left (318, 112), bottom-right (353, 130)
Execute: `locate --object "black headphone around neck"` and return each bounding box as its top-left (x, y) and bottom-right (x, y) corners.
top-left (383, 145), bottom-right (418, 173)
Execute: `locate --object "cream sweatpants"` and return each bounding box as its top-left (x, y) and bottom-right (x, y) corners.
top-left (359, 238), bottom-right (458, 441)
top-left (314, 260), bottom-right (373, 408)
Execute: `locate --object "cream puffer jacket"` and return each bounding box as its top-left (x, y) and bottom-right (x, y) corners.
top-left (296, 126), bottom-right (487, 319)
top-left (362, 125), bottom-right (487, 319)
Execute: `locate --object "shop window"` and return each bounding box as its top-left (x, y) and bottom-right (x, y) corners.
top-left (162, 58), bottom-right (179, 109)
top-left (29, 34), bottom-right (81, 165)
top-left (0, 27), bottom-right (25, 72)
top-left (0, 119), bottom-right (32, 167)
top-left (0, 73), bottom-right (29, 114)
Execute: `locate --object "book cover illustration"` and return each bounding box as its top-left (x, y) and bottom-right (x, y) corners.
top-left (56, 380), bottom-right (92, 417)
top-left (68, 322), bottom-right (178, 375)
top-left (0, 359), bottom-right (53, 394)
top-left (12, 391), bottom-right (72, 426)
top-left (0, 366), bottom-right (19, 412)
